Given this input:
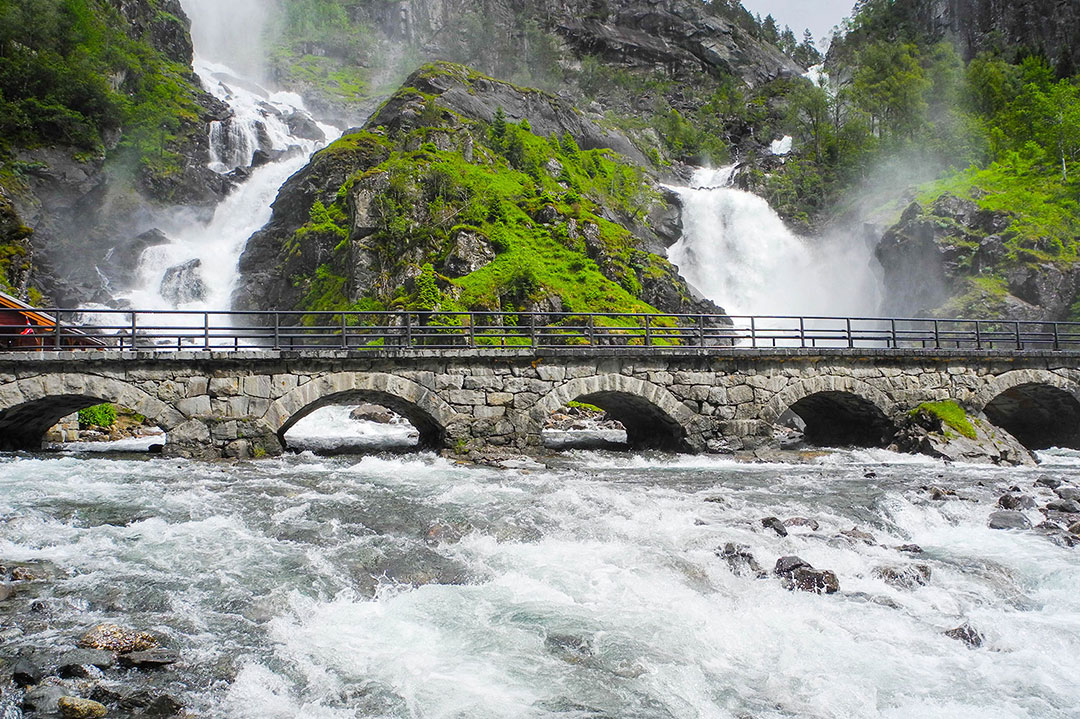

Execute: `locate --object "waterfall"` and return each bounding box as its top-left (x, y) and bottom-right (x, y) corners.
top-left (668, 167), bottom-right (881, 318)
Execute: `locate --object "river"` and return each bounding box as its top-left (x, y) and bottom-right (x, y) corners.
top-left (1, 447), bottom-right (1078, 717)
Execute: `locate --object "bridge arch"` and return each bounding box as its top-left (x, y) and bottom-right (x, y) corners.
top-left (265, 372), bottom-right (459, 451)
top-left (762, 376), bottom-right (898, 447)
top-left (529, 373), bottom-right (703, 451)
top-left (0, 374), bottom-right (184, 451)
top-left (976, 370), bottom-right (1080, 449)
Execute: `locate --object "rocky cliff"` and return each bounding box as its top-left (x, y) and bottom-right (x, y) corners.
top-left (234, 62), bottom-right (719, 321)
top-left (0, 0), bottom-right (233, 305)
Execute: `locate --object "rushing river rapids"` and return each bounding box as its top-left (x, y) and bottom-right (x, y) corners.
top-left (1, 447), bottom-right (1079, 717)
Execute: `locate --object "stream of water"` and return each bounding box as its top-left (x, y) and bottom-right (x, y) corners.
top-left (1, 450), bottom-right (1078, 717)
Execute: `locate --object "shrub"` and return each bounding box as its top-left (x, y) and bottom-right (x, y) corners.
top-left (78, 403), bottom-right (117, 429)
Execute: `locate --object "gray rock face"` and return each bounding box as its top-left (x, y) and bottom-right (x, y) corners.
top-left (442, 230), bottom-right (495, 278)
top-left (891, 403), bottom-right (1036, 467)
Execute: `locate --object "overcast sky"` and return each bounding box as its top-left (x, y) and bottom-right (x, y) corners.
top-left (738, 0), bottom-right (858, 48)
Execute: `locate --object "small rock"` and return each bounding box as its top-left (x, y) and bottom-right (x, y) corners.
top-left (58, 696), bottom-right (108, 719)
top-left (783, 517), bottom-right (820, 531)
top-left (945, 623), bottom-right (983, 648)
top-left (717, 543), bottom-right (766, 578)
top-left (544, 633), bottom-right (592, 664)
top-left (896, 544), bottom-right (924, 554)
top-left (424, 523), bottom-right (466, 546)
top-left (1055, 487), bottom-right (1080, 502)
top-left (9, 566), bottom-right (42, 581)
top-left (78, 624), bottom-right (157, 653)
top-left (117, 648), bottom-right (179, 668)
top-left (703, 496), bottom-right (726, 505)
top-left (998, 493), bottom-right (1035, 510)
top-left (1046, 499), bottom-right (1080, 514)
top-left (0, 583), bottom-right (15, 601)
top-left (761, 517), bottom-right (788, 537)
top-left (1068, 522), bottom-right (1080, 536)
top-left (1035, 477), bottom-right (1062, 489)
top-left (23, 683), bottom-right (66, 713)
top-left (774, 556), bottom-right (839, 594)
top-left (12, 657), bottom-right (42, 685)
top-left (58, 648), bottom-right (116, 677)
top-left (928, 486), bottom-right (956, 501)
top-left (840, 527), bottom-right (875, 543)
top-left (117, 690), bottom-right (183, 716)
top-left (988, 511), bottom-right (1032, 530)
top-left (874, 564), bottom-right (932, 589)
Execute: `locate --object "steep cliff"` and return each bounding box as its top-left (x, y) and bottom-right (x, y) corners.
top-left (234, 63), bottom-right (719, 321)
top-left (0, 0), bottom-right (232, 304)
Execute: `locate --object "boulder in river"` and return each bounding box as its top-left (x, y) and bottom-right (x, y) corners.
top-left (945, 623), bottom-right (983, 648)
top-left (1055, 487), bottom-right (1080, 502)
top-left (891, 401), bottom-right (1036, 466)
top-left (78, 623), bottom-right (157, 653)
top-left (12, 657), bottom-right (43, 685)
top-left (774, 556), bottom-right (840, 594)
top-left (118, 647), bottom-right (180, 669)
top-left (1035, 477), bottom-right (1062, 489)
top-left (761, 517), bottom-right (788, 537)
top-left (58, 696), bottom-right (108, 719)
top-left (58, 648), bottom-right (116, 677)
top-left (1046, 498), bottom-right (1080, 514)
top-left (349, 404), bottom-right (395, 424)
top-left (874, 564), bottom-right (932, 590)
top-left (998, 493), bottom-right (1035, 510)
top-left (159, 259), bottom-right (208, 304)
top-left (784, 517), bottom-right (820, 531)
top-left (23, 683), bottom-right (67, 713)
top-left (988, 511), bottom-right (1032, 530)
top-left (717, 543), bottom-right (766, 578)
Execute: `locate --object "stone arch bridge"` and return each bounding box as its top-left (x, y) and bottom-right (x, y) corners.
top-left (1, 348), bottom-right (1079, 458)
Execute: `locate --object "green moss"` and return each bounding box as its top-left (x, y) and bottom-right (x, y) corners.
top-left (912, 400), bottom-right (977, 440)
top-left (78, 403), bottom-right (117, 429)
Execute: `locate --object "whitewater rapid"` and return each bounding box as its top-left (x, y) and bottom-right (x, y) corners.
top-left (1, 449), bottom-right (1078, 717)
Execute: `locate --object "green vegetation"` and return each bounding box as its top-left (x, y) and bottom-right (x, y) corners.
top-left (78, 403), bottom-right (117, 429)
top-left (911, 400), bottom-right (977, 440)
top-left (0, 0), bottom-right (207, 175)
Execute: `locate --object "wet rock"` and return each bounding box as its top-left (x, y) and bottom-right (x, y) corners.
top-left (159, 259), bottom-right (208, 304)
top-left (945, 623), bottom-right (983, 648)
top-left (845, 591), bottom-right (902, 610)
top-left (117, 648), bottom-right (179, 669)
top-left (117, 690), bottom-right (183, 716)
top-left (896, 544), bottom-right (924, 554)
top-left (424, 522), bottom-right (468, 546)
top-left (988, 511), bottom-right (1032, 530)
top-left (927, 486), bottom-right (956, 501)
top-left (840, 527), bottom-right (875, 543)
top-left (1069, 521), bottom-right (1080, 536)
top-left (348, 404), bottom-right (395, 423)
top-left (0, 584), bottom-right (15, 602)
top-left (874, 564), bottom-right (932, 589)
top-left (761, 517), bottom-right (788, 537)
top-left (998, 493), bottom-right (1036, 510)
top-left (783, 517), bottom-right (820, 531)
top-left (717, 543), bottom-right (766, 578)
top-left (78, 624), bottom-right (157, 653)
top-left (57, 649), bottom-right (115, 677)
top-left (12, 657), bottom-right (43, 685)
top-left (1046, 498), bottom-right (1080, 514)
top-left (23, 683), bottom-right (66, 713)
top-left (1055, 487), bottom-right (1080, 502)
top-left (57, 696), bottom-right (107, 719)
top-left (544, 633), bottom-right (592, 664)
top-left (1035, 477), bottom-right (1062, 489)
top-left (774, 556), bottom-right (840, 594)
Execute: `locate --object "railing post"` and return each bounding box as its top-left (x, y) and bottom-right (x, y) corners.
top-left (698, 315), bottom-right (706, 348)
top-left (588, 315), bottom-right (596, 346)
top-left (933, 319), bottom-right (940, 349)
top-left (341, 312), bottom-right (348, 349)
top-left (468, 313), bottom-right (475, 348)
top-left (890, 319), bottom-right (897, 349)
top-left (54, 310), bottom-right (62, 349)
top-left (975, 320), bottom-right (982, 350)
top-left (130, 312), bottom-right (137, 351)
top-left (203, 312), bottom-right (211, 350)
top-left (1053, 322), bottom-right (1061, 351)
top-left (530, 313), bottom-right (538, 348)
top-left (846, 318), bottom-right (853, 348)
top-left (1015, 321), bottom-right (1022, 350)
top-left (799, 317), bottom-right (806, 348)
top-left (644, 314), bottom-right (652, 347)
top-left (749, 317), bottom-right (756, 348)
top-left (273, 312), bottom-right (280, 350)
top-left (405, 312), bottom-right (413, 347)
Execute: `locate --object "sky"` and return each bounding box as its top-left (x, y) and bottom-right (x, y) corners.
top-left (738, 0), bottom-right (858, 48)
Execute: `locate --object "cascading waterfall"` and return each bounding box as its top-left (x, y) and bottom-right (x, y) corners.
top-left (668, 166), bottom-right (881, 318)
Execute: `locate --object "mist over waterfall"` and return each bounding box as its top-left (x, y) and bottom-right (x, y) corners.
top-left (668, 167), bottom-right (881, 317)
top-left (116, 3), bottom-right (339, 313)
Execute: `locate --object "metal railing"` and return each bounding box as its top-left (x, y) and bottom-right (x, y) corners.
top-left (2, 309), bottom-right (1080, 353)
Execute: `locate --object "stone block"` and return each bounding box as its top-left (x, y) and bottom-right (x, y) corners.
top-left (514, 392), bottom-right (540, 409)
top-left (176, 395), bottom-right (212, 417)
top-left (449, 389), bottom-right (486, 406)
top-left (243, 375), bottom-right (273, 399)
top-left (648, 371), bottom-right (673, 385)
top-left (474, 406), bottom-right (506, 419)
top-left (436, 374), bottom-right (464, 390)
top-left (536, 365), bottom-right (565, 382)
top-left (463, 376), bottom-right (501, 390)
top-left (186, 377), bottom-right (209, 397)
top-left (209, 377), bottom-right (239, 397)
top-left (566, 365), bottom-right (594, 379)
top-left (726, 385), bottom-right (755, 405)
top-left (487, 392), bottom-right (514, 406)
top-left (272, 374), bottom-right (299, 395)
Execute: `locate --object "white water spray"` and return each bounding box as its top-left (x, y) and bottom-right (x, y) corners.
top-left (668, 167), bottom-right (880, 317)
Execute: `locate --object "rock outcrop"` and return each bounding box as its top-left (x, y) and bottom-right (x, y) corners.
top-left (234, 62), bottom-right (723, 321)
top-left (891, 401), bottom-right (1036, 467)
top-left (875, 194), bottom-right (1080, 320)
